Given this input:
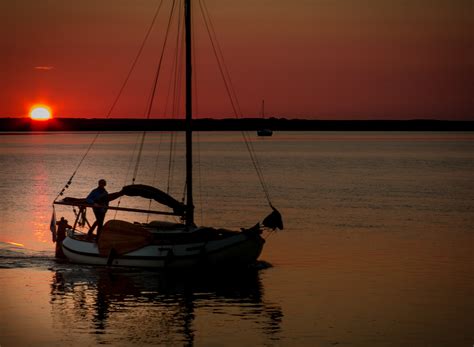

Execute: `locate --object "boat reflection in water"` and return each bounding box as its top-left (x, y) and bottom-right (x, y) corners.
top-left (49, 266), bottom-right (282, 345)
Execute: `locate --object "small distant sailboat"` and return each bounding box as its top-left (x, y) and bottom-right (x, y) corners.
top-left (257, 128), bottom-right (273, 137)
top-left (257, 99), bottom-right (273, 137)
top-left (50, 0), bottom-right (283, 269)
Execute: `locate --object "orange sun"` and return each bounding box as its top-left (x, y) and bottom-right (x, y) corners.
top-left (29, 105), bottom-right (52, 120)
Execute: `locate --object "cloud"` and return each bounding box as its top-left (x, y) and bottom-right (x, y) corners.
top-left (34, 66), bottom-right (54, 71)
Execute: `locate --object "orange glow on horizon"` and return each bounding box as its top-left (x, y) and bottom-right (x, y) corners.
top-left (29, 105), bottom-right (52, 121)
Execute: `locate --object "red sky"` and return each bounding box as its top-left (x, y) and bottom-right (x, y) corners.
top-left (1, 0), bottom-right (472, 120)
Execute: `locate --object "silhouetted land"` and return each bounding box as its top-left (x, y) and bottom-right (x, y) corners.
top-left (0, 117), bottom-right (473, 132)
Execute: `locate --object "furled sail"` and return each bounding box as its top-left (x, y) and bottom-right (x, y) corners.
top-left (61, 184), bottom-right (185, 215)
top-left (121, 184), bottom-right (186, 215)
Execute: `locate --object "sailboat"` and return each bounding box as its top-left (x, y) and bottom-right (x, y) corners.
top-left (50, 0), bottom-right (283, 269)
top-left (257, 100), bottom-right (273, 137)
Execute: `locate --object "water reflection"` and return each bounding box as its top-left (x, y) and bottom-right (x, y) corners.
top-left (50, 266), bottom-right (282, 345)
top-left (32, 154), bottom-right (50, 245)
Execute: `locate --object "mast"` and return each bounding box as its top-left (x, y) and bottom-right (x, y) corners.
top-left (185, 0), bottom-right (194, 227)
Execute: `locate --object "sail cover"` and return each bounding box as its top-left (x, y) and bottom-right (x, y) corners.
top-left (121, 184), bottom-right (185, 215)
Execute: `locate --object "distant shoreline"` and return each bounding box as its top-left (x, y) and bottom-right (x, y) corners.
top-left (0, 117), bottom-right (473, 132)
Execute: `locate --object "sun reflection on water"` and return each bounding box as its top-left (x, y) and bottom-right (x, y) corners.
top-left (5, 241), bottom-right (25, 247)
top-left (32, 156), bottom-right (51, 245)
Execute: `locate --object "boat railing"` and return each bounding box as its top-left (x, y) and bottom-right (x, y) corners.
top-left (54, 200), bottom-right (182, 217)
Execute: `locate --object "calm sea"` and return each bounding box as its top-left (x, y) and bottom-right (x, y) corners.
top-left (0, 131), bottom-right (473, 346)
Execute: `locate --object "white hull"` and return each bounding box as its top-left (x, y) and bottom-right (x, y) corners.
top-left (62, 229), bottom-right (265, 269)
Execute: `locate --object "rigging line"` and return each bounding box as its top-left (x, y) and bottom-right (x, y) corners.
top-left (133, 82), bottom-right (159, 184)
top-left (152, 132), bottom-right (164, 187)
top-left (199, 0), bottom-right (250, 124)
top-left (173, 37), bottom-right (185, 120)
top-left (53, 134), bottom-right (99, 201)
top-left (164, 27), bottom-right (176, 116)
top-left (167, 6), bottom-right (184, 194)
top-left (113, 132), bottom-right (144, 219)
top-left (264, 230), bottom-right (277, 240)
top-left (200, 0), bottom-right (243, 117)
top-left (198, 0), bottom-right (239, 119)
top-left (132, 132), bottom-right (147, 183)
top-left (240, 130), bottom-right (270, 200)
top-left (198, 0), bottom-right (272, 205)
top-left (106, 0), bottom-right (164, 118)
top-left (135, 0), bottom-right (177, 185)
top-left (172, 0), bottom-right (185, 119)
top-left (174, 15), bottom-right (186, 188)
top-left (167, 133), bottom-right (175, 194)
top-left (145, 0), bottom-right (177, 119)
top-left (191, 5), bottom-right (204, 225)
top-left (147, 133), bottom-right (164, 222)
top-left (163, 0), bottom-right (182, 118)
top-left (202, 0), bottom-right (271, 203)
top-left (131, 81), bottom-right (159, 186)
top-left (202, 4), bottom-right (272, 203)
top-left (242, 131), bottom-right (272, 202)
top-left (162, 5), bottom-right (180, 196)
top-left (135, 75), bottom-right (162, 184)
top-left (132, 77), bottom-right (160, 184)
top-left (53, 0), bottom-right (164, 202)
top-left (196, 132), bottom-right (204, 224)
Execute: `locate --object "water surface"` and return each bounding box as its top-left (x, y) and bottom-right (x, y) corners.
top-left (0, 131), bottom-right (472, 346)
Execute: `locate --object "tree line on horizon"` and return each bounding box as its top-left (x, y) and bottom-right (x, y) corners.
top-left (0, 117), bottom-right (472, 132)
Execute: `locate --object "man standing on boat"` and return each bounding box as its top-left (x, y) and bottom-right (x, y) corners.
top-left (86, 179), bottom-right (108, 240)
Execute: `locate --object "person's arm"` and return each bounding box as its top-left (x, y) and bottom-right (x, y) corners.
top-left (107, 190), bottom-right (124, 202)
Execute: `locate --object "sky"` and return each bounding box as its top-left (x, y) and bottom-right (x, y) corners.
top-left (1, 0), bottom-right (472, 120)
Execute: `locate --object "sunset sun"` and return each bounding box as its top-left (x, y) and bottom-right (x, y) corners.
top-left (29, 105), bottom-right (52, 120)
